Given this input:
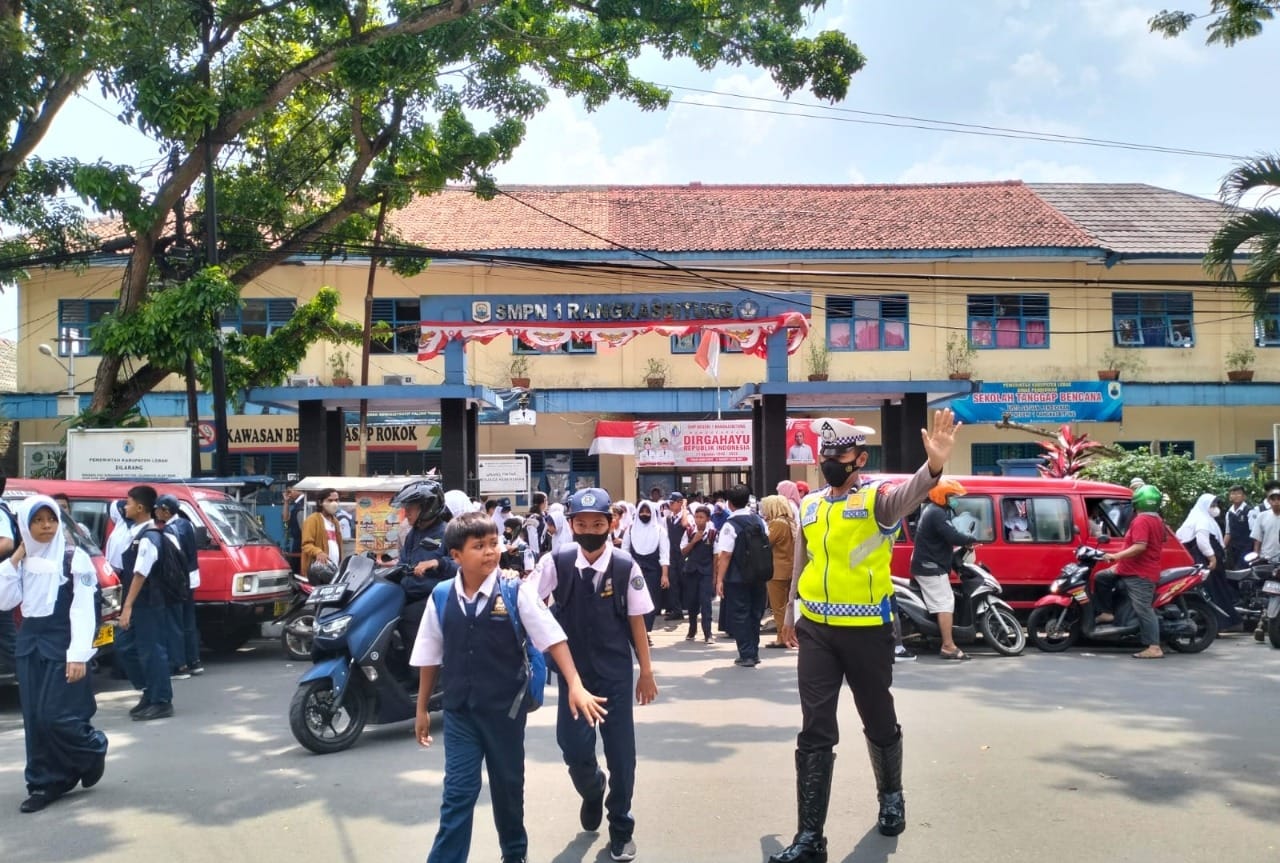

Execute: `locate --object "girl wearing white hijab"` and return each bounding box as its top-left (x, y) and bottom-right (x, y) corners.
top-left (623, 500), bottom-right (670, 636)
top-left (547, 502), bottom-right (570, 554)
top-left (1176, 492), bottom-right (1242, 628)
top-left (0, 495), bottom-right (108, 812)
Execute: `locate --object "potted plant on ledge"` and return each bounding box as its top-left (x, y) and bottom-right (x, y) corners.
top-left (329, 350), bottom-right (353, 387)
top-left (509, 354), bottom-right (531, 389)
top-left (1097, 347), bottom-right (1145, 381)
top-left (805, 337), bottom-right (830, 381)
top-left (945, 333), bottom-right (977, 380)
top-left (643, 357), bottom-right (670, 389)
top-left (1226, 342), bottom-right (1256, 382)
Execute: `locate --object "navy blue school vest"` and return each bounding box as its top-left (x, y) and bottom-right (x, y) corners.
top-left (666, 516), bottom-right (686, 574)
top-left (16, 550), bottom-right (77, 662)
top-left (439, 587), bottom-right (527, 715)
top-left (683, 530), bottom-right (715, 577)
top-left (553, 549), bottom-right (634, 683)
top-left (120, 528), bottom-right (165, 607)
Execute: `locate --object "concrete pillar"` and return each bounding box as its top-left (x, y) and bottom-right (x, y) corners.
top-left (325, 408), bottom-right (345, 475)
top-left (298, 400), bottom-right (328, 478)
top-left (759, 393), bottom-right (788, 497)
top-left (441, 398), bottom-right (479, 495)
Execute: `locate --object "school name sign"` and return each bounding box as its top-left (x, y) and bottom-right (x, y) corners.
top-left (950, 381), bottom-right (1123, 424)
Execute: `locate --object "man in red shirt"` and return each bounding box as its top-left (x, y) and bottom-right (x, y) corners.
top-left (1093, 484), bottom-right (1167, 658)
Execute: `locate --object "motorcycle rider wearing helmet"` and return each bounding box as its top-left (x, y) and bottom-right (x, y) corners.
top-left (909, 479), bottom-right (979, 661)
top-left (393, 479), bottom-right (458, 655)
top-left (1093, 483), bottom-right (1167, 659)
top-left (301, 488), bottom-right (344, 582)
top-left (773, 411), bottom-right (959, 862)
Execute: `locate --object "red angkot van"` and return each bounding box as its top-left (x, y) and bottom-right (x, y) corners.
top-left (874, 474), bottom-right (1193, 609)
top-left (11, 480), bottom-right (292, 652)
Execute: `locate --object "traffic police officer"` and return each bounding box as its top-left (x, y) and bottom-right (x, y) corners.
top-left (536, 488), bottom-right (657, 863)
top-left (772, 411), bottom-right (959, 862)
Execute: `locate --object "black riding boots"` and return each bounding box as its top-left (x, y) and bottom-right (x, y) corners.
top-left (866, 729), bottom-right (906, 836)
top-left (769, 749), bottom-right (835, 863)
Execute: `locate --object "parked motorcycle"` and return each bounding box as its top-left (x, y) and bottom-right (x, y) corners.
top-left (1027, 546), bottom-right (1221, 653)
top-left (891, 548), bottom-right (1025, 656)
top-left (289, 554), bottom-right (442, 754)
top-left (277, 570), bottom-right (318, 661)
top-left (1224, 554), bottom-right (1280, 647)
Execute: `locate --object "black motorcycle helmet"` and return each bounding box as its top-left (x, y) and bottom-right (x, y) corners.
top-left (391, 478), bottom-right (446, 524)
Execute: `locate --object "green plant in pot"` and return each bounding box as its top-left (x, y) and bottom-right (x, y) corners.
top-left (329, 350), bottom-right (353, 386)
top-left (643, 357), bottom-right (670, 388)
top-left (1097, 347), bottom-right (1146, 381)
top-left (805, 337), bottom-right (830, 381)
top-left (509, 354), bottom-right (531, 388)
top-left (1226, 342), bottom-right (1255, 382)
top-left (945, 333), bottom-right (977, 380)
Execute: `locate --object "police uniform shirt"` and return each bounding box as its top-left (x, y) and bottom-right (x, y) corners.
top-left (534, 542), bottom-right (655, 617)
top-left (409, 567), bottom-right (568, 668)
top-left (0, 547), bottom-right (99, 662)
top-left (714, 507), bottom-right (766, 555)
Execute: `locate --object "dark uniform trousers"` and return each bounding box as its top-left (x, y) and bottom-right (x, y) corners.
top-left (796, 617), bottom-right (899, 751)
top-left (428, 593), bottom-right (530, 863)
top-left (633, 548), bottom-right (662, 632)
top-left (664, 518), bottom-right (686, 615)
top-left (16, 577), bottom-right (109, 796)
top-left (554, 564), bottom-right (637, 845)
top-left (724, 579), bottom-right (766, 661)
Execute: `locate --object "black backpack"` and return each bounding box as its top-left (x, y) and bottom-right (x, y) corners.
top-left (139, 526), bottom-right (190, 604)
top-left (729, 515), bottom-right (774, 584)
top-left (0, 500), bottom-right (18, 561)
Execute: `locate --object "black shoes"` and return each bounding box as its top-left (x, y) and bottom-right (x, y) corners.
top-left (133, 702), bottom-right (174, 721)
top-left (609, 839), bottom-right (637, 861)
top-left (733, 657), bottom-right (760, 667)
top-left (664, 611), bottom-right (685, 621)
top-left (82, 750), bottom-right (107, 789)
top-left (769, 750), bottom-right (835, 863)
top-left (579, 771), bottom-right (605, 832)
top-left (866, 730), bottom-right (906, 836)
top-left (129, 697), bottom-right (150, 718)
top-left (19, 791), bottom-right (59, 813)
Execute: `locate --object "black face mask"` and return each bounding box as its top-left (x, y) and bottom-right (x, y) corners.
top-left (820, 458), bottom-right (857, 488)
top-left (574, 532), bottom-right (609, 552)
top-left (638, 515), bottom-right (651, 523)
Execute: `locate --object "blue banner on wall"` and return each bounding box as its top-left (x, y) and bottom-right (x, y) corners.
top-left (951, 381), bottom-right (1123, 424)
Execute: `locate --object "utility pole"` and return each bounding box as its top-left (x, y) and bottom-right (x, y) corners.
top-left (358, 196), bottom-right (390, 476)
top-left (200, 4), bottom-right (230, 476)
top-left (169, 147), bottom-right (202, 477)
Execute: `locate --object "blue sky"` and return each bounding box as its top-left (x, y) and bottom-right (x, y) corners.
top-left (4, 0), bottom-right (1278, 339)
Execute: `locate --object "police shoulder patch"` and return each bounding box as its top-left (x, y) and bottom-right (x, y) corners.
top-left (630, 575), bottom-right (645, 591)
top-left (79, 571), bottom-right (95, 587)
top-left (801, 500), bottom-right (821, 527)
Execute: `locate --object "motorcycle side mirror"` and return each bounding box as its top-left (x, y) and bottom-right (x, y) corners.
top-left (1095, 535), bottom-right (1112, 546)
top-left (418, 536), bottom-right (441, 551)
top-left (1244, 551), bottom-right (1260, 564)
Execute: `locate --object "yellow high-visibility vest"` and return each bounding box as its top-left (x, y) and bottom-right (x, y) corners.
top-left (797, 484), bottom-right (895, 627)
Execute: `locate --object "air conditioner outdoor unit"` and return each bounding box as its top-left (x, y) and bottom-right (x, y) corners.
top-left (288, 374), bottom-right (320, 387)
top-left (383, 374), bottom-right (415, 386)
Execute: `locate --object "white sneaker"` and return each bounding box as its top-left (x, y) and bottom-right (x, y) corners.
top-left (610, 839), bottom-right (637, 861)
top-left (893, 646), bottom-right (916, 662)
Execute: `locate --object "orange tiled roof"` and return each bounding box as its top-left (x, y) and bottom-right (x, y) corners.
top-left (390, 181), bottom-right (1101, 254)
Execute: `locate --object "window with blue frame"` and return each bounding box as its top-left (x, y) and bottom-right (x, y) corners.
top-left (967, 294), bottom-right (1049, 349)
top-left (827, 294), bottom-right (909, 351)
top-left (970, 443), bottom-right (1043, 475)
top-left (1111, 292), bottom-right (1193, 347)
top-left (1256, 294), bottom-right (1280, 346)
top-left (371, 298), bottom-right (421, 354)
top-left (513, 336), bottom-right (596, 355)
top-left (230, 298), bottom-right (297, 337)
top-left (56, 299), bottom-right (118, 356)
top-left (671, 333), bottom-right (742, 354)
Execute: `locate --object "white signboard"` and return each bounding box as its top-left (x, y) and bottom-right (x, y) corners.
top-left (478, 454), bottom-right (532, 496)
top-left (22, 443), bottom-right (67, 478)
top-left (66, 428), bottom-right (191, 481)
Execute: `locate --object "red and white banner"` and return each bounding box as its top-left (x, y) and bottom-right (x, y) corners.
top-left (593, 420), bottom-right (753, 467)
top-left (415, 314), bottom-right (810, 361)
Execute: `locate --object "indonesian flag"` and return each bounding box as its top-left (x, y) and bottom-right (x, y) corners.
top-left (694, 330), bottom-right (720, 380)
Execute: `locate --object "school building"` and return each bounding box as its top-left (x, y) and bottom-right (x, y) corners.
top-left (5, 180), bottom-right (1277, 505)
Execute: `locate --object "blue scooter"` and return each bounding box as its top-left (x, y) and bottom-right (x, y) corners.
top-left (289, 554), bottom-right (443, 754)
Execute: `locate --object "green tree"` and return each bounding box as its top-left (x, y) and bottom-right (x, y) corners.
top-left (1150, 1), bottom-right (1277, 45)
top-left (1080, 449), bottom-right (1264, 526)
top-left (74, 0), bottom-right (865, 422)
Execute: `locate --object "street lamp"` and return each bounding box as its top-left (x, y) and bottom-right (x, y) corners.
top-left (37, 343), bottom-right (75, 395)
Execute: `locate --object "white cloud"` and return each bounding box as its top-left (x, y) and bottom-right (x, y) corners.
top-left (847, 164), bottom-right (868, 184)
top-left (898, 152), bottom-right (1098, 185)
top-left (1078, 0), bottom-right (1202, 79)
top-left (1009, 51), bottom-right (1062, 87)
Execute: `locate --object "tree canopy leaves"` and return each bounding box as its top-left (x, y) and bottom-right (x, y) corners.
top-left (1150, 1), bottom-right (1277, 46)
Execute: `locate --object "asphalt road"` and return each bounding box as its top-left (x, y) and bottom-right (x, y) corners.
top-left (2, 624), bottom-right (1279, 863)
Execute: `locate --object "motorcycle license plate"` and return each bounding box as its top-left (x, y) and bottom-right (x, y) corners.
top-left (92, 624), bottom-right (114, 648)
top-left (1262, 581), bottom-right (1280, 596)
top-left (1070, 588), bottom-right (1089, 603)
top-left (273, 600), bottom-right (291, 617)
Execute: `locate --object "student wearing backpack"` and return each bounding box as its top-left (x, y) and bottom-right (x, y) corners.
top-left (715, 484), bottom-right (771, 668)
top-left (770, 413), bottom-right (958, 862)
top-left (412, 512), bottom-right (606, 863)
top-left (155, 495), bottom-right (203, 678)
top-left (118, 486), bottom-right (176, 721)
top-left (1, 495), bottom-right (110, 812)
top-left (535, 488), bottom-right (657, 863)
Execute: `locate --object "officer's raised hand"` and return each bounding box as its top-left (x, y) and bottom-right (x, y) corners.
top-left (921, 408), bottom-right (962, 473)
